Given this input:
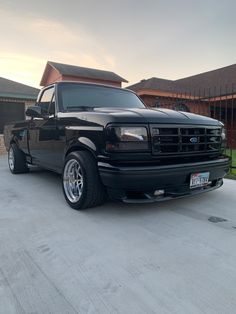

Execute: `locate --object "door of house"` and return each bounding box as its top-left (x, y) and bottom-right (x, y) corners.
top-left (0, 101), bottom-right (25, 133)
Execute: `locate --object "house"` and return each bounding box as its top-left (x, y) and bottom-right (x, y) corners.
top-left (40, 61), bottom-right (128, 87)
top-left (0, 77), bottom-right (39, 154)
top-left (128, 64), bottom-right (236, 148)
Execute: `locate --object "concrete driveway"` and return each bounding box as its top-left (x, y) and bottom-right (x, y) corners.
top-left (0, 155), bottom-right (236, 314)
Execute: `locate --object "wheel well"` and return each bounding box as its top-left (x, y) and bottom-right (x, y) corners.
top-left (65, 146), bottom-right (96, 160)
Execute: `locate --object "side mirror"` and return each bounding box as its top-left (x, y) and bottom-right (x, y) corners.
top-left (26, 106), bottom-right (43, 118)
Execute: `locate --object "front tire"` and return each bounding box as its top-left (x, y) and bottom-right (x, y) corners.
top-left (8, 143), bottom-right (29, 174)
top-left (62, 151), bottom-right (106, 210)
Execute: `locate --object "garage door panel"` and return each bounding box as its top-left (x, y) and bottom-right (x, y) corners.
top-left (0, 102), bottom-right (25, 133)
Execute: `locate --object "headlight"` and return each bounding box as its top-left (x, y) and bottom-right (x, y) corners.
top-left (106, 126), bottom-right (149, 152)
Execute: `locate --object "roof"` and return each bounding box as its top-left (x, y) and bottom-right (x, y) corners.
top-left (176, 64), bottom-right (236, 96)
top-left (127, 77), bottom-right (187, 94)
top-left (0, 77), bottom-right (39, 99)
top-left (40, 61), bottom-right (128, 86)
top-left (128, 64), bottom-right (236, 97)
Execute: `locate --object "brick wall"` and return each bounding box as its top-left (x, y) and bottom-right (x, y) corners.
top-left (0, 134), bottom-right (6, 155)
top-left (140, 95), bottom-right (210, 116)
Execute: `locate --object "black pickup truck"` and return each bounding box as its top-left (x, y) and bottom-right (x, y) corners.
top-left (4, 81), bottom-right (230, 209)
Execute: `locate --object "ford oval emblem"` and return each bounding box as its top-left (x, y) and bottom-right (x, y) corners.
top-left (190, 137), bottom-right (198, 143)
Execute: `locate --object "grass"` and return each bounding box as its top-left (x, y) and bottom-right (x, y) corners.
top-left (225, 149), bottom-right (236, 179)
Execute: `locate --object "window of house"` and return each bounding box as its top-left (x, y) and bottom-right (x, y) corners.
top-left (173, 102), bottom-right (190, 112)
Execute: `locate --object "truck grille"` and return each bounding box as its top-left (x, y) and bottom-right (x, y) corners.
top-left (151, 125), bottom-right (222, 155)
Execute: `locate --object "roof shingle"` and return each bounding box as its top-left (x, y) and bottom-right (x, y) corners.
top-left (47, 61), bottom-right (128, 83)
top-left (0, 77), bottom-right (39, 99)
top-left (128, 64), bottom-right (236, 97)
top-left (127, 77), bottom-right (186, 94)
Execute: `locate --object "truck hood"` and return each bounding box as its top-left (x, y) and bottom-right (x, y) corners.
top-left (58, 107), bottom-right (222, 127)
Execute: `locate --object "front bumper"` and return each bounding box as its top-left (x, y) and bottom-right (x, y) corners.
top-left (98, 157), bottom-right (230, 202)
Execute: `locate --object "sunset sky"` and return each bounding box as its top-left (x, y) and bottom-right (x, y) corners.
top-left (0, 0), bottom-right (236, 88)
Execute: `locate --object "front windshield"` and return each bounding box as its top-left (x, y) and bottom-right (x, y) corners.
top-left (57, 83), bottom-right (146, 111)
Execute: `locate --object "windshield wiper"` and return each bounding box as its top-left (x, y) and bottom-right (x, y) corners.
top-left (66, 106), bottom-right (95, 112)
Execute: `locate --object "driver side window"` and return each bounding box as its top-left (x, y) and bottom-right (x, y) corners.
top-left (38, 87), bottom-right (54, 116)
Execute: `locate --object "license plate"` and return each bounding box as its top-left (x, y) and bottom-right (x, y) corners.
top-left (190, 172), bottom-right (209, 189)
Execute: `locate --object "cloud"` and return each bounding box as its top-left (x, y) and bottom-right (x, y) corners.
top-left (1, 1), bottom-right (235, 89)
top-left (30, 19), bottom-right (78, 46)
top-left (0, 53), bottom-right (46, 87)
top-left (0, 8), bottom-right (117, 87)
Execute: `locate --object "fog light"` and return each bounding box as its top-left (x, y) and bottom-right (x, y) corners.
top-left (154, 189), bottom-right (165, 196)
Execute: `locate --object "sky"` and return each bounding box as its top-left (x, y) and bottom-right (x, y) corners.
top-left (0, 0), bottom-right (236, 88)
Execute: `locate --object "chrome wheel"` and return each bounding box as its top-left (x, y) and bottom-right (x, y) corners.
top-left (63, 159), bottom-right (84, 203)
top-left (8, 147), bottom-right (15, 171)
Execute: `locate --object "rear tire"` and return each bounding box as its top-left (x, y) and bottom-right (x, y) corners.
top-left (62, 151), bottom-right (106, 210)
top-left (8, 143), bottom-right (29, 174)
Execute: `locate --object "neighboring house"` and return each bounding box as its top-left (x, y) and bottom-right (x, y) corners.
top-left (128, 64), bottom-right (236, 148)
top-left (40, 61), bottom-right (128, 87)
top-left (0, 77), bottom-right (39, 154)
